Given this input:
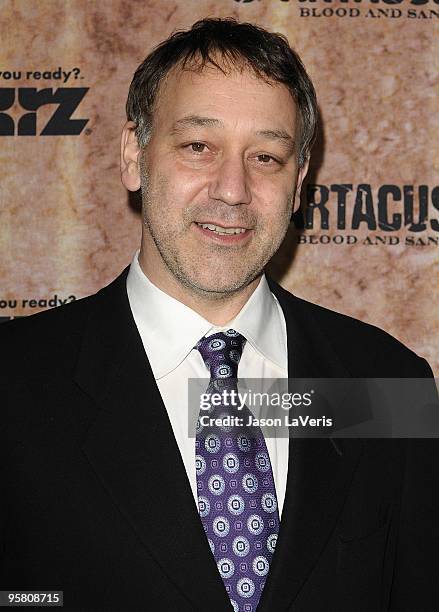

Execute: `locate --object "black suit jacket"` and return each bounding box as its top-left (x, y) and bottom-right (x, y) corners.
top-left (1, 268), bottom-right (438, 611)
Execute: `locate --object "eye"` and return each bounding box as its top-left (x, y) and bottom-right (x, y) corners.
top-left (256, 153), bottom-right (278, 164)
top-left (186, 142), bottom-right (208, 153)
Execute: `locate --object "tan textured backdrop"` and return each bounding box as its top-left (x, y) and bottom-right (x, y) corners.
top-left (1, 0), bottom-right (438, 373)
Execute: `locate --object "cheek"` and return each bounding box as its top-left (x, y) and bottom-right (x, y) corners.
top-left (150, 168), bottom-right (207, 213)
top-left (256, 185), bottom-right (294, 221)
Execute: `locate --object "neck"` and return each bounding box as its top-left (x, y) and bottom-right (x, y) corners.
top-left (138, 249), bottom-right (261, 326)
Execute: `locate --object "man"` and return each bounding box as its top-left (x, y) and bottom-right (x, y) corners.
top-left (1, 18), bottom-right (438, 611)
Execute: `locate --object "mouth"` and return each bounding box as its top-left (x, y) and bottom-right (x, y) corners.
top-left (195, 222), bottom-right (250, 235)
top-left (193, 221), bottom-right (252, 244)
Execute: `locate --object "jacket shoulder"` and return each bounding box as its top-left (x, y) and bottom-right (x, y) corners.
top-left (0, 268), bottom-right (128, 374)
top-left (268, 277), bottom-right (432, 377)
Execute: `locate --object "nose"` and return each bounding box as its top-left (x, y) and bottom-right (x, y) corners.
top-left (208, 155), bottom-right (252, 206)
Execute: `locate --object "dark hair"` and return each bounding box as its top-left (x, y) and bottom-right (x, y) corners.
top-left (126, 17), bottom-right (317, 167)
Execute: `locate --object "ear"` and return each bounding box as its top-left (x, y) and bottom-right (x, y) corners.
top-left (292, 157), bottom-right (310, 214)
top-left (120, 121), bottom-right (141, 191)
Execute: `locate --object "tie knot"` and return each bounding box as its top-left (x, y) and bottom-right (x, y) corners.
top-left (195, 329), bottom-right (246, 380)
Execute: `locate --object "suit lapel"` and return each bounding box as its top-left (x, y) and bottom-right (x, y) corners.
top-left (76, 269), bottom-right (230, 611)
top-left (257, 279), bottom-right (364, 611)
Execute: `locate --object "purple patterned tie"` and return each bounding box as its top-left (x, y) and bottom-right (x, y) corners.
top-left (195, 330), bottom-right (280, 612)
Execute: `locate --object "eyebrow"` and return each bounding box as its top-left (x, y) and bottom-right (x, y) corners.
top-left (169, 114), bottom-right (296, 153)
top-left (170, 115), bottom-right (222, 134)
top-left (256, 128), bottom-right (296, 153)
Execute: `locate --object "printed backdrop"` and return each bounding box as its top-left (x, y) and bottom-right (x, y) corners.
top-left (1, 0), bottom-right (438, 374)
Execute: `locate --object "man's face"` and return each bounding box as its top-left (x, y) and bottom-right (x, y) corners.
top-left (127, 63), bottom-right (308, 296)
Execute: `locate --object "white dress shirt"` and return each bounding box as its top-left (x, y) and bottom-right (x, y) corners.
top-left (126, 251), bottom-right (290, 518)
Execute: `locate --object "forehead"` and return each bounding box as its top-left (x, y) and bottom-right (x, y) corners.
top-left (153, 61), bottom-right (298, 134)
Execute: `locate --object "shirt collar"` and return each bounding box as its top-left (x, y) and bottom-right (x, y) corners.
top-left (126, 250), bottom-right (286, 379)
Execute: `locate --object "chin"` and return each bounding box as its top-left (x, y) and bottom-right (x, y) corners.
top-left (180, 269), bottom-right (261, 296)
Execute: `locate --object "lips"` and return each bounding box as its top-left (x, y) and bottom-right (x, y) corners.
top-left (195, 222), bottom-right (248, 235)
top-left (193, 221), bottom-right (253, 244)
